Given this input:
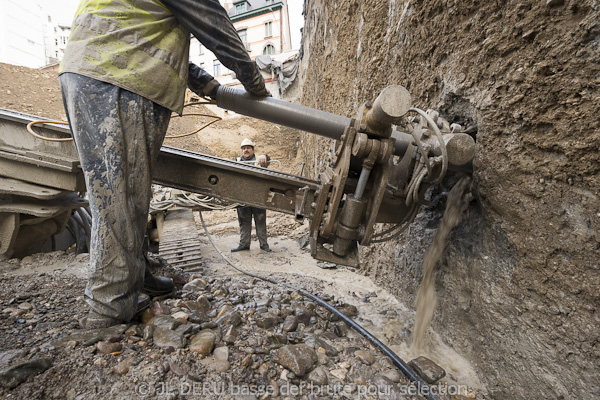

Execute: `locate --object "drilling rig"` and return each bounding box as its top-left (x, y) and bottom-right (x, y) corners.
top-left (0, 85), bottom-right (475, 264)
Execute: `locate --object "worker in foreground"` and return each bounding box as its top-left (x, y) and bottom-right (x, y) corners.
top-left (59, 0), bottom-right (269, 329)
top-left (232, 139), bottom-right (272, 253)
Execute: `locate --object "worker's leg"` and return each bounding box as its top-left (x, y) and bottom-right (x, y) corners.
top-left (235, 207), bottom-right (252, 249)
top-left (252, 208), bottom-right (270, 251)
top-left (60, 73), bottom-right (170, 324)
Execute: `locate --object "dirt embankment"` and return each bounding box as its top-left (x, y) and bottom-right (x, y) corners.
top-left (0, 63), bottom-right (300, 173)
top-left (295, 0), bottom-right (599, 398)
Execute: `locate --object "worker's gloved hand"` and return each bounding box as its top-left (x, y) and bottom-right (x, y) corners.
top-left (257, 154), bottom-right (269, 167)
top-left (248, 84), bottom-right (271, 97)
top-left (241, 71), bottom-right (271, 97)
top-left (188, 63), bottom-right (221, 99)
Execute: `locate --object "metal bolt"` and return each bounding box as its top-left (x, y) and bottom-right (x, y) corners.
top-left (208, 175), bottom-right (218, 185)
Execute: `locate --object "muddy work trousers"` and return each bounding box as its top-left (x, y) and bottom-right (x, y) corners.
top-left (237, 207), bottom-right (268, 249)
top-left (60, 73), bottom-right (171, 322)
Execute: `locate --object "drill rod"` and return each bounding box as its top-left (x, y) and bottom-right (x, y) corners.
top-left (216, 86), bottom-right (413, 157)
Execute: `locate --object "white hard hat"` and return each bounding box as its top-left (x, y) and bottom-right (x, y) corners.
top-left (241, 138), bottom-right (255, 148)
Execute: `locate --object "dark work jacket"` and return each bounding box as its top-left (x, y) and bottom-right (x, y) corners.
top-left (161, 0), bottom-right (266, 95)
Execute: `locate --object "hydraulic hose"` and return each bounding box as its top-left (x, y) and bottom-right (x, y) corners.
top-left (198, 211), bottom-right (441, 400)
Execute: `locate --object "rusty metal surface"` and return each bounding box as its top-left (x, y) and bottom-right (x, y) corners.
top-left (0, 156), bottom-right (85, 192)
top-left (154, 146), bottom-right (319, 218)
top-left (0, 177), bottom-right (67, 199)
top-left (0, 212), bottom-right (19, 258)
top-left (0, 193), bottom-right (88, 218)
top-left (0, 108), bottom-right (77, 158)
top-left (0, 109), bottom-right (85, 192)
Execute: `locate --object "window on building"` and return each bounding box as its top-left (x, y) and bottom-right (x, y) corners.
top-left (237, 29), bottom-right (247, 46)
top-left (235, 2), bottom-right (247, 15)
top-left (61, 37), bottom-right (67, 45)
top-left (55, 39), bottom-right (58, 46)
top-left (265, 21), bottom-right (272, 38)
top-left (263, 44), bottom-right (275, 55)
top-left (266, 0), bottom-right (274, 4)
top-left (213, 60), bottom-right (221, 76)
top-left (200, 62), bottom-right (205, 70)
top-left (199, 44), bottom-right (204, 55)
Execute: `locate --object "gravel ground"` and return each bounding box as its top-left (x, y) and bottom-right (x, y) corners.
top-left (0, 218), bottom-right (487, 400)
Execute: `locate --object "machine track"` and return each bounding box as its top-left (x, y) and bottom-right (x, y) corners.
top-left (158, 208), bottom-right (204, 272)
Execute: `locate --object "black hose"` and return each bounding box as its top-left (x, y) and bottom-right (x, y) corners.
top-left (71, 212), bottom-right (90, 251)
top-left (198, 212), bottom-right (440, 400)
top-left (76, 208), bottom-right (91, 249)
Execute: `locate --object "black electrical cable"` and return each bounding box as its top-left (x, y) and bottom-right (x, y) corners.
top-left (198, 211), bottom-right (441, 400)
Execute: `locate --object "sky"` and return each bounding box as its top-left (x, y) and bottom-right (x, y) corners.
top-left (43, 0), bottom-right (305, 50)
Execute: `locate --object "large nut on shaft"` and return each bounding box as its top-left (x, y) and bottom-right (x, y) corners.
top-left (427, 133), bottom-right (477, 166)
top-left (366, 85), bottom-right (412, 133)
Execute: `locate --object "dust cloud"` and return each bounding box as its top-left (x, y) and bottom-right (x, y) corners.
top-left (412, 176), bottom-right (472, 351)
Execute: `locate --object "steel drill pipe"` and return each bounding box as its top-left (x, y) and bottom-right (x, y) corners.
top-left (216, 86), bottom-right (476, 170)
top-left (216, 86), bottom-right (414, 156)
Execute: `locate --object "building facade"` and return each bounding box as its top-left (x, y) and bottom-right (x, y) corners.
top-left (0, 0), bottom-right (46, 68)
top-left (43, 21), bottom-right (71, 65)
top-left (189, 0), bottom-right (294, 93)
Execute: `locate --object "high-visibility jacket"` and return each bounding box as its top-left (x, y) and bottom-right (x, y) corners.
top-left (60, 0), bottom-right (190, 114)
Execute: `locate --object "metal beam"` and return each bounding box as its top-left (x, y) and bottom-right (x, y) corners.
top-left (154, 146), bottom-right (319, 219)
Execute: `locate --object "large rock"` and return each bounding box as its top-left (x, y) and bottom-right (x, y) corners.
top-left (153, 315), bottom-right (180, 330)
top-left (53, 324), bottom-right (128, 347)
top-left (282, 315), bottom-right (298, 332)
top-left (153, 327), bottom-right (185, 349)
top-left (305, 335), bottom-right (339, 356)
top-left (408, 356), bottom-right (446, 384)
top-left (276, 344), bottom-right (317, 376)
top-left (0, 350), bottom-right (27, 368)
top-left (187, 310), bottom-right (209, 324)
top-left (216, 310), bottom-right (242, 328)
top-left (213, 346), bottom-right (229, 361)
top-left (183, 278), bottom-right (207, 292)
top-left (96, 341), bottom-right (122, 354)
top-left (179, 299), bottom-right (209, 314)
top-left (354, 350), bottom-right (375, 365)
top-left (295, 306), bottom-right (313, 324)
top-left (114, 357), bottom-right (136, 375)
top-left (307, 366), bottom-right (329, 386)
top-left (255, 312), bottom-right (279, 329)
top-left (196, 295), bottom-right (212, 313)
top-left (0, 358), bottom-right (53, 389)
top-left (189, 330), bottom-right (216, 357)
top-left (150, 301), bottom-right (170, 316)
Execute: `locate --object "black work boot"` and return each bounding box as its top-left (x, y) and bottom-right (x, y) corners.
top-left (143, 256), bottom-right (175, 296)
top-left (143, 273), bottom-right (175, 296)
top-left (80, 293), bottom-right (151, 329)
top-left (231, 246), bottom-right (250, 252)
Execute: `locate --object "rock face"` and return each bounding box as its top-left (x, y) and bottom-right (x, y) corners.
top-left (296, 0), bottom-right (599, 398)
